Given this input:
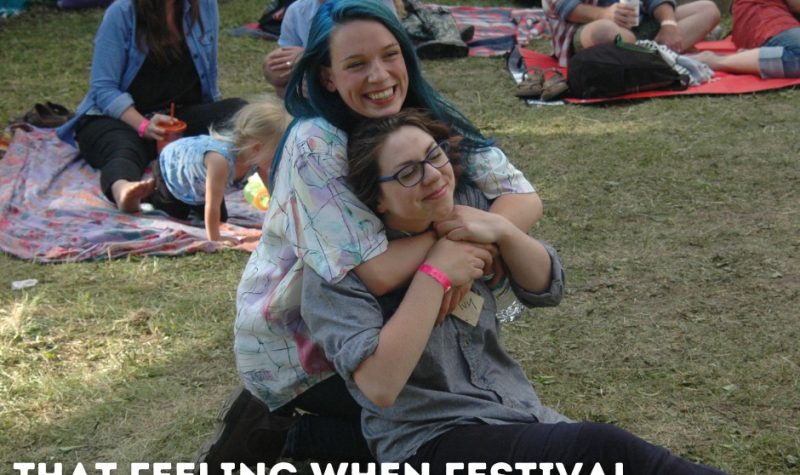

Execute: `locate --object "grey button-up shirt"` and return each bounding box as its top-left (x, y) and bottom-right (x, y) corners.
top-left (302, 185), bottom-right (570, 462)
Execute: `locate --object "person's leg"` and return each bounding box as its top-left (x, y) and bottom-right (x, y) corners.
top-left (690, 49), bottom-right (761, 76)
top-left (674, 0), bottom-right (721, 51)
top-left (177, 98), bottom-right (248, 137)
top-left (147, 159), bottom-right (193, 219)
top-left (75, 115), bottom-right (156, 212)
top-left (759, 27), bottom-right (800, 78)
top-left (281, 375), bottom-right (373, 462)
top-left (196, 376), bottom-right (372, 474)
top-left (576, 19), bottom-right (635, 51)
top-left (690, 27), bottom-right (800, 78)
top-left (407, 422), bottom-right (728, 475)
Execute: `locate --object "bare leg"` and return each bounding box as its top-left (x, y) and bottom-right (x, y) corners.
top-left (675, 0), bottom-right (721, 51)
top-left (578, 19), bottom-right (635, 49)
top-left (111, 178), bottom-right (155, 213)
top-left (690, 49), bottom-right (761, 75)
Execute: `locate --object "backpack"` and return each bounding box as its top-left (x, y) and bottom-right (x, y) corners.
top-left (567, 35), bottom-right (689, 99)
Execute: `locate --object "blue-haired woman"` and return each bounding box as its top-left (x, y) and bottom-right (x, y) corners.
top-left (196, 0), bottom-right (541, 470)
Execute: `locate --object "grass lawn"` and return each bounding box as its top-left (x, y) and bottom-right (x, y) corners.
top-left (1, 1), bottom-right (798, 473)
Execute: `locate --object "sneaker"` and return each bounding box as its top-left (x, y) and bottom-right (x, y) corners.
top-left (194, 386), bottom-right (295, 475)
top-left (514, 67), bottom-right (545, 98)
top-left (540, 69), bottom-right (569, 101)
top-left (459, 25), bottom-right (475, 43)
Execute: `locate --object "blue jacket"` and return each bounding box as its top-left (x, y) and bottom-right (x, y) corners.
top-left (57, 0), bottom-right (221, 145)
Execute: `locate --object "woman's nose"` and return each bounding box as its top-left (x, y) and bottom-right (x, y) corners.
top-left (368, 61), bottom-right (390, 82)
top-left (421, 162), bottom-right (442, 184)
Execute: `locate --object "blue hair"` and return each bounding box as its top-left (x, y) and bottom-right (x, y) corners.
top-left (283, 0), bottom-right (492, 150)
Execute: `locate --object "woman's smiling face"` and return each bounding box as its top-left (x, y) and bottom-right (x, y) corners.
top-left (376, 126), bottom-right (455, 233)
top-left (321, 19), bottom-right (409, 119)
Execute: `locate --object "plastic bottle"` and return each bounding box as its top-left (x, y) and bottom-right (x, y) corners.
top-left (490, 276), bottom-right (525, 323)
top-left (243, 174), bottom-right (270, 211)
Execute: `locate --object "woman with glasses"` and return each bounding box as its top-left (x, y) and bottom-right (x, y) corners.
top-left (300, 109), bottom-right (730, 474)
top-left (198, 0), bottom-right (540, 470)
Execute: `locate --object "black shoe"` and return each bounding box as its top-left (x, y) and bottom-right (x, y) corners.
top-left (459, 25), bottom-right (475, 43)
top-left (194, 386), bottom-right (294, 475)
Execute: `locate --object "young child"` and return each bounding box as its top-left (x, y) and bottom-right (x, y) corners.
top-left (133, 98), bottom-right (292, 242)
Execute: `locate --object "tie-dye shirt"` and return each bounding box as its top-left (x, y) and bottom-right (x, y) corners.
top-left (159, 135), bottom-right (238, 206)
top-left (234, 117), bottom-right (535, 410)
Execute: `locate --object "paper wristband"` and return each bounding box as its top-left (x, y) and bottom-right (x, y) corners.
top-left (418, 263), bottom-right (452, 292)
top-left (137, 119), bottom-right (150, 138)
top-left (660, 20), bottom-right (678, 27)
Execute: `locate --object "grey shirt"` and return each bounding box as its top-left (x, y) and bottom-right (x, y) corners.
top-left (301, 184), bottom-right (570, 462)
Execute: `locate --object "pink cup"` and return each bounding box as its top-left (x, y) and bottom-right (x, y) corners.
top-left (156, 119), bottom-right (187, 153)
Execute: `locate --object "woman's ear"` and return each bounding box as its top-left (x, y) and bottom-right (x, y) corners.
top-left (320, 67), bottom-right (337, 93)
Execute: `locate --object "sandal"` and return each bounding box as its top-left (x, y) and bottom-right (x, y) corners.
top-left (45, 101), bottom-right (74, 120)
top-left (540, 69), bottom-right (569, 101)
top-left (514, 67), bottom-right (545, 98)
top-left (23, 103), bottom-right (69, 128)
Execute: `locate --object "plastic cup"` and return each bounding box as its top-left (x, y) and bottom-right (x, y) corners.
top-left (620, 0), bottom-right (640, 27)
top-left (156, 119), bottom-right (187, 153)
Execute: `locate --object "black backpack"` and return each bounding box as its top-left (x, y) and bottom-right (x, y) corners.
top-left (567, 35), bottom-right (689, 99)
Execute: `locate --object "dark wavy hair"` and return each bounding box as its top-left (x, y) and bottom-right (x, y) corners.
top-left (283, 0), bottom-right (492, 151)
top-left (347, 109), bottom-right (463, 214)
top-left (134, 0), bottom-right (202, 64)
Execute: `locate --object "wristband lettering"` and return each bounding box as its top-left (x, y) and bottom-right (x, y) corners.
top-left (418, 263), bottom-right (452, 292)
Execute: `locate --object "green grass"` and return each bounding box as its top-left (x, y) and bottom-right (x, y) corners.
top-left (1, 1), bottom-right (799, 474)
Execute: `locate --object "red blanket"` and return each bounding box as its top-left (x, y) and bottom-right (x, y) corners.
top-left (516, 38), bottom-right (800, 103)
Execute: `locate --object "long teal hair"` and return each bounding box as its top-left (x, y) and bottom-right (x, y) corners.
top-left (283, 0), bottom-right (492, 150)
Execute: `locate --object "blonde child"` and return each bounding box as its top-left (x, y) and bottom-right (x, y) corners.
top-left (132, 98), bottom-right (292, 242)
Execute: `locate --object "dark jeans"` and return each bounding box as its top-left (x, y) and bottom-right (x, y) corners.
top-left (406, 422), bottom-right (728, 475)
top-left (279, 375), bottom-right (373, 463)
top-left (74, 98), bottom-right (246, 202)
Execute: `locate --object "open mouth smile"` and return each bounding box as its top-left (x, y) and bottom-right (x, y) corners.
top-left (366, 86), bottom-right (395, 102)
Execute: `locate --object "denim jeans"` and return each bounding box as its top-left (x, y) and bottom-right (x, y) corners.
top-left (759, 27), bottom-right (800, 78)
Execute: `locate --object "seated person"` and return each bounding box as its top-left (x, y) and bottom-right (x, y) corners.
top-left (542, 0), bottom-right (720, 66)
top-left (262, 0), bottom-right (399, 97)
top-left (301, 109), bottom-right (731, 474)
top-left (691, 0), bottom-right (800, 78)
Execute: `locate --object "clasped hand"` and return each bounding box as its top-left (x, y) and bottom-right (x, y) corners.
top-left (427, 206), bottom-right (513, 322)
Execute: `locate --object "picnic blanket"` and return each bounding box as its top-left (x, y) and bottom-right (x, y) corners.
top-left (229, 5), bottom-right (549, 57)
top-left (447, 6), bottom-right (548, 57)
top-left (509, 38), bottom-right (800, 104)
top-left (0, 127), bottom-right (264, 263)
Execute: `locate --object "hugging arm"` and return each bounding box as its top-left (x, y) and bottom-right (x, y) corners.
top-left (436, 205), bottom-right (552, 293)
top-left (304, 239), bottom-right (491, 408)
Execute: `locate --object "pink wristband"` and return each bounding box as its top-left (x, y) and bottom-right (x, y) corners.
top-left (418, 263), bottom-right (452, 292)
top-left (137, 118), bottom-right (150, 138)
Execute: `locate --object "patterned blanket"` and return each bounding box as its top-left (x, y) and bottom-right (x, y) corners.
top-left (0, 128), bottom-right (263, 262)
top-left (447, 6), bottom-right (548, 57)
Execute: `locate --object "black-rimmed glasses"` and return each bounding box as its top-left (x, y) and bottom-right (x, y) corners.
top-left (377, 141), bottom-right (451, 187)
